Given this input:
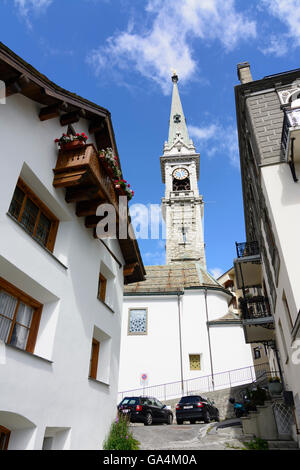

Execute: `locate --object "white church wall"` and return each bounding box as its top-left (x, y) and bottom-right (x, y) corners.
top-left (181, 291), bottom-right (212, 380)
top-left (209, 325), bottom-right (254, 386)
top-left (119, 296), bottom-right (183, 393)
top-left (119, 288), bottom-right (254, 398)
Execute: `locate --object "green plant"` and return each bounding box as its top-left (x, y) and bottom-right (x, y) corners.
top-left (99, 148), bottom-right (122, 179)
top-left (54, 132), bottom-right (88, 146)
top-left (248, 386), bottom-right (268, 406)
top-left (102, 414), bottom-right (140, 450)
top-left (268, 376), bottom-right (280, 383)
top-left (114, 179), bottom-right (134, 200)
top-left (243, 437), bottom-right (269, 450)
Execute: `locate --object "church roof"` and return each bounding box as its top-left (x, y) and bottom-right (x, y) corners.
top-left (168, 73), bottom-right (190, 147)
top-left (124, 262), bottom-right (229, 294)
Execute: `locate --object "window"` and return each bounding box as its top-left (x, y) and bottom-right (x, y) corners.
top-left (0, 277), bottom-right (42, 353)
top-left (128, 308), bottom-right (147, 335)
top-left (98, 274), bottom-right (107, 303)
top-left (173, 177), bottom-right (190, 191)
top-left (0, 426), bottom-right (10, 450)
top-left (8, 178), bottom-right (59, 252)
top-left (89, 338), bottom-right (100, 379)
top-left (189, 354), bottom-right (201, 371)
top-left (253, 347), bottom-right (261, 360)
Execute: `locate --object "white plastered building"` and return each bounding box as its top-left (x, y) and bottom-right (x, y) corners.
top-left (0, 44), bottom-right (144, 450)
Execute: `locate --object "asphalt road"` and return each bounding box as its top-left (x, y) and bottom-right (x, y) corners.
top-left (130, 423), bottom-right (209, 450)
top-left (130, 420), bottom-right (245, 450)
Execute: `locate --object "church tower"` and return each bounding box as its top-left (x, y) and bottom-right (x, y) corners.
top-left (161, 73), bottom-right (206, 268)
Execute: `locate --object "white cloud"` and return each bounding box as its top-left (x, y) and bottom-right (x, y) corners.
top-left (188, 123), bottom-right (240, 169)
top-left (262, 0), bottom-right (300, 55)
top-left (260, 35), bottom-right (288, 57)
top-left (87, 0), bottom-right (256, 93)
top-left (14, 0), bottom-right (52, 26)
top-left (210, 267), bottom-right (224, 279)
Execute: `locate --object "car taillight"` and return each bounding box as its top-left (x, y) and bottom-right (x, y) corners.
top-left (176, 404), bottom-right (180, 410)
top-left (197, 402), bottom-right (204, 408)
top-left (136, 405), bottom-right (142, 411)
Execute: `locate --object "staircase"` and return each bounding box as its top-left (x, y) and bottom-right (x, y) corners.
top-left (242, 398), bottom-right (299, 449)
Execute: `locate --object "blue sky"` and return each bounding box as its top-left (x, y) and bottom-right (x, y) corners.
top-left (1, 0), bottom-right (300, 277)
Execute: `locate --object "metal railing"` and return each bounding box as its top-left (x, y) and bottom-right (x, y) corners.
top-left (118, 363), bottom-right (271, 404)
top-left (281, 107), bottom-right (300, 158)
top-left (236, 241), bottom-right (260, 259)
top-left (281, 110), bottom-right (290, 158)
top-left (239, 296), bottom-right (273, 321)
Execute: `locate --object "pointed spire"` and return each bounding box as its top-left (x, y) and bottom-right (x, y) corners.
top-left (168, 72), bottom-right (190, 146)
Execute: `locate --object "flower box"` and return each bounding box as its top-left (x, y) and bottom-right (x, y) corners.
top-left (99, 154), bottom-right (115, 178)
top-left (55, 132), bottom-right (88, 151)
top-left (114, 184), bottom-right (127, 196)
top-left (60, 139), bottom-right (86, 151)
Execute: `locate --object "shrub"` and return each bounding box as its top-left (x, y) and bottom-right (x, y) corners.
top-left (244, 437), bottom-right (269, 450)
top-left (103, 414), bottom-right (140, 450)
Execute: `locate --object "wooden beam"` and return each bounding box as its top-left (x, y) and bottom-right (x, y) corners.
top-left (65, 186), bottom-right (100, 203)
top-left (60, 111), bottom-right (80, 126)
top-left (18, 74), bottom-right (31, 90)
top-left (123, 263), bottom-right (138, 277)
top-left (85, 215), bottom-right (103, 228)
top-left (5, 81), bottom-right (21, 97)
top-left (76, 199), bottom-right (105, 217)
top-left (89, 119), bottom-right (105, 134)
top-left (39, 104), bottom-right (60, 122)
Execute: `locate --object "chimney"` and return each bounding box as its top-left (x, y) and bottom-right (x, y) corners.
top-left (237, 62), bottom-right (253, 84)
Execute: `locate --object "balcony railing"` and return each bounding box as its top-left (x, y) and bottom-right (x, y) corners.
top-left (281, 107), bottom-right (300, 182)
top-left (236, 241), bottom-right (260, 259)
top-left (281, 108), bottom-right (300, 157)
top-left (239, 296), bottom-right (273, 322)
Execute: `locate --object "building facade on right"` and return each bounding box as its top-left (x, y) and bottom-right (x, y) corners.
top-left (234, 62), bottom-right (300, 439)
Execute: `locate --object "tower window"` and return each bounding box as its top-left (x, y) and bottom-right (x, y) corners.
top-left (189, 354), bottom-right (201, 370)
top-left (173, 177), bottom-right (190, 191)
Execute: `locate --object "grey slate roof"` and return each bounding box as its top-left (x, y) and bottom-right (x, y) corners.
top-left (124, 262), bottom-right (225, 294)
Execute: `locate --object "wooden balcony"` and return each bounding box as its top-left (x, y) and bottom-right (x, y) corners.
top-left (52, 143), bottom-right (145, 284)
top-left (53, 143), bottom-right (118, 208)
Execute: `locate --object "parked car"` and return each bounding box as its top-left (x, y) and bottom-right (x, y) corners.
top-left (175, 395), bottom-right (220, 424)
top-left (118, 396), bottom-right (173, 426)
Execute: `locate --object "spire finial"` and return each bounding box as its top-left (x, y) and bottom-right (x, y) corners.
top-left (171, 68), bottom-right (178, 83)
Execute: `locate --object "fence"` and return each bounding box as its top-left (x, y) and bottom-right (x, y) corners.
top-left (118, 363), bottom-right (271, 403)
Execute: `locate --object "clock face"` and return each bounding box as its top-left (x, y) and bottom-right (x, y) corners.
top-left (173, 168), bottom-right (189, 180)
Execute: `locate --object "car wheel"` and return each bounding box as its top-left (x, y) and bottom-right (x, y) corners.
top-left (144, 412), bottom-right (153, 426)
top-left (177, 419), bottom-right (183, 425)
top-left (203, 411), bottom-right (210, 423)
top-left (167, 414), bottom-right (173, 425)
top-left (190, 419), bottom-right (196, 424)
top-left (215, 413), bottom-right (220, 422)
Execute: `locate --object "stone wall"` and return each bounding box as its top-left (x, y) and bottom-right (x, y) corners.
top-left (165, 383), bottom-right (252, 421)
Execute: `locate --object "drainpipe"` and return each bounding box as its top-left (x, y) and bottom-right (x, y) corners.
top-left (204, 288), bottom-right (215, 390)
top-left (271, 340), bottom-right (286, 392)
top-left (177, 293), bottom-right (184, 396)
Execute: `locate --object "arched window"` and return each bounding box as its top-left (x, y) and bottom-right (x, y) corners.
top-left (173, 177), bottom-right (190, 191)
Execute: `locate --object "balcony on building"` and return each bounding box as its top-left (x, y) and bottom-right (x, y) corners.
top-left (239, 295), bottom-right (275, 344)
top-left (234, 241), bottom-right (262, 289)
top-left (281, 107), bottom-right (300, 181)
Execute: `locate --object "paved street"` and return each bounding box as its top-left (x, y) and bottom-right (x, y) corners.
top-left (130, 422), bottom-right (246, 450)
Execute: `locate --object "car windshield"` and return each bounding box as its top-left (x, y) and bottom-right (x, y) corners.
top-left (120, 397), bottom-right (139, 405)
top-left (179, 396), bottom-right (202, 403)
